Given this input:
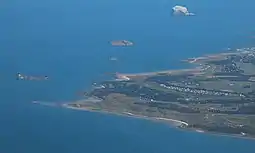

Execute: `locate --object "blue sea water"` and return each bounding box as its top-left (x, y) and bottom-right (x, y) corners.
top-left (1, 0), bottom-right (255, 152)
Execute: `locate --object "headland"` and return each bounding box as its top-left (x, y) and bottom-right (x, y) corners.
top-left (61, 47), bottom-right (255, 139)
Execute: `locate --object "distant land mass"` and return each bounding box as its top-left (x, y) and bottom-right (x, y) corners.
top-left (110, 40), bottom-right (133, 46)
top-left (17, 73), bottom-right (49, 81)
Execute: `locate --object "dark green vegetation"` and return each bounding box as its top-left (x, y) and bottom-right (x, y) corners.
top-left (68, 48), bottom-right (255, 138)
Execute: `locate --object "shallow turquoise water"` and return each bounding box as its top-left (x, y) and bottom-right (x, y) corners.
top-left (1, 0), bottom-right (255, 152)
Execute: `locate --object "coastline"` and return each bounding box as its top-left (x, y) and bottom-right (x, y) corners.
top-left (62, 104), bottom-right (187, 127)
top-left (180, 127), bottom-right (255, 141)
top-left (114, 58), bottom-right (211, 80)
top-left (31, 47), bottom-right (255, 141)
top-left (61, 47), bottom-right (255, 140)
top-left (115, 48), bottom-right (255, 80)
top-left (62, 104), bottom-right (255, 141)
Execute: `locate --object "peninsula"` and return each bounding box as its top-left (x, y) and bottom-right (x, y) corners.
top-left (64, 47), bottom-right (255, 139)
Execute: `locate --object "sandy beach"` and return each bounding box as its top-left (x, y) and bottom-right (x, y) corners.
top-left (115, 51), bottom-right (231, 79)
top-left (116, 68), bottom-right (202, 80)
